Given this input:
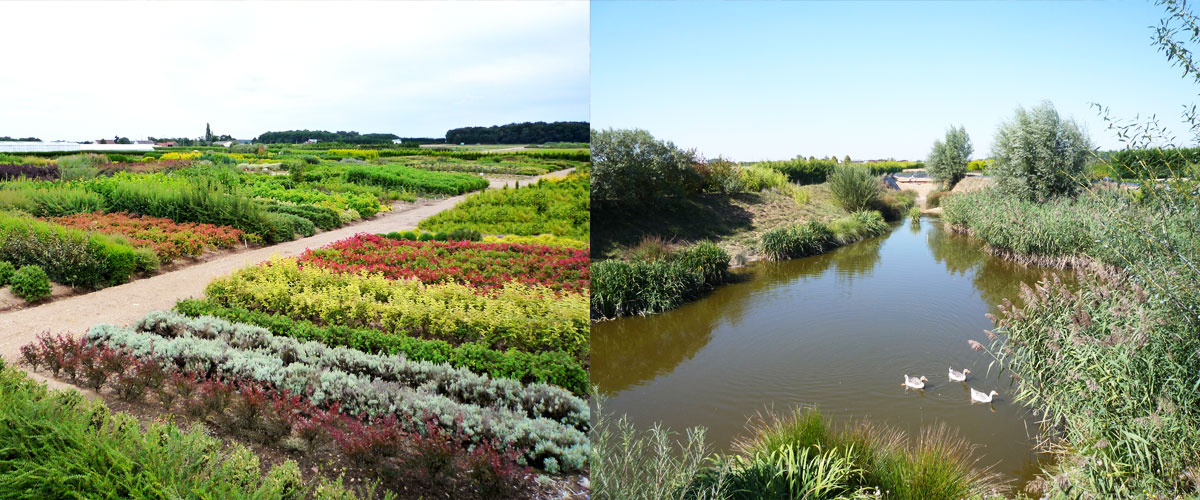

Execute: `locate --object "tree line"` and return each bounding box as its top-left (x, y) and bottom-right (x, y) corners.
top-left (445, 121), bottom-right (589, 145)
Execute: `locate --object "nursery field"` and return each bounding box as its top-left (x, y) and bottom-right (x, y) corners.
top-left (419, 169), bottom-right (590, 242)
top-left (0, 149), bottom-right (567, 304)
top-left (3, 152), bottom-right (592, 498)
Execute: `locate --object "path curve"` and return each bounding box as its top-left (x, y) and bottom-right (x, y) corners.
top-left (0, 168), bottom-right (575, 371)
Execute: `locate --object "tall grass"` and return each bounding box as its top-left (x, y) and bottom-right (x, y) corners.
top-left (592, 406), bottom-right (1005, 500)
top-left (591, 240), bottom-right (730, 319)
top-left (828, 164), bottom-right (882, 212)
top-left (761, 211), bottom-right (888, 261)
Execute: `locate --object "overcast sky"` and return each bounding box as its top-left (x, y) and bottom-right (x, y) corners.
top-left (593, 1), bottom-right (1196, 161)
top-left (0, 1), bottom-right (588, 142)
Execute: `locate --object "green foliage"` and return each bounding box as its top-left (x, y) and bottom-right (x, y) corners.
top-left (0, 181), bottom-right (107, 217)
top-left (756, 157), bottom-right (837, 185)
top-left (941, 189), bottom-right (1102, 260)
top-left (0, 360), bottom-right (350, 499)
top-left (990, 101), bottom-right (1093, 201)
top-left (419, 172), bottom-right (589, 239)
top-left (262, 201), bottom-right (342, 231)
top-left (0, 213), bottom-right (158, 289)
top-left (590, 241), bottom-right (729, 319)
top-left (695, 158), bottom-right (743, 194)
top-left (204, 258), bottom-right (589, 360)
top-left (966, 159), bottom-right (989, 172)
top-left (926, 189), bottom-right (951, 208)
top-left (591, 407), bottom-right (727, 500)
top-left (827, 164), bottom-right (882, 212)
top-left (907, 206), bottom-right (922, 223)
top-left (173, 298), bottom-right (589, 395)
top-left (345, 164), bottom-right (489, 196)
top-left (878, 189), bottom-right (918, 221)
top-left (737, 165), bottom-right (790, 192)
top-left (0, 261), bottom-right (13, 285)
top-left (482, 233), bottom-right (588, 248)
top-left (445, 121), bottom-right (589, 145)
top-left (926, 125), bottom-right (972, 188)
top-left (10, 265), bottom-right (51, 302)
top-left (590, 128), bottom-right (700, 207)
top-left (1103, 147), bottom-right (1200, 179)
top-left (761, 212), bottom-right (888, 260)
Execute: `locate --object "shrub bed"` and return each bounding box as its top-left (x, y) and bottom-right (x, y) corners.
top-left (84, 320), bottom-right (588, 471)
top-left (419, 171), bottom-right (589, 239)
top-left (345, 164), bottom-right (489, 196)
top-left (0, 164), bottom-right (59, 181)
top-left (299, 233), bottom-right (589, 293)
top-left (0, 213), bottom-right (158, 289)
top-left (204, 258), bottom-right (588, 360)
top-left (50, 211), bottom-right (245, 262)
top-left (174, 298), bottom-right (589, 395)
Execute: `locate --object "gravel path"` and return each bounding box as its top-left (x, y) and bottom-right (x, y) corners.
top-left (0, 168), bottom-right (574, 378)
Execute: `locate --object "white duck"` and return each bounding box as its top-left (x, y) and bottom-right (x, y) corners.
top-left (970, 387), bottom-right (998, 404)
top-left (948, 367), bottom-right (971, 382)
top-left (902, 374), bottom-right (928, 390)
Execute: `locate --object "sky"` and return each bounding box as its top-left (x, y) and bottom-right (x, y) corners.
top-left (0, 1), bottom-right (588, 142)
top-left (592, 1), bottom-right (1198, 161)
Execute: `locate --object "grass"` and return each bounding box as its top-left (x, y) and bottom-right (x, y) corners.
top-left (943, 181), bottom-right (1200, 497)
top-left (592, 183), bottom-right (849, 260)
top-left (591, 405), bottom-right (1006, 500)
top-left (591, 240), bottom-right (730, 319)
top-left (760, 211), bottom-right (889, 261)
top-left (0, 358), bottom-right (365, 499)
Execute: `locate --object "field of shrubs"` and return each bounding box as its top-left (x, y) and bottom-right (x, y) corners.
top-left (0, 148), bottom-right (584, 302)
top-left (5, 146), bottom-right (592, 498)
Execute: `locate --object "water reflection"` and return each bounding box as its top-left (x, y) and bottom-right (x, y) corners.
top-left (591, 217), bottom-right (1072, 487)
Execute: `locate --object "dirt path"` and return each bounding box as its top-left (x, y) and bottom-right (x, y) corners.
top-left (0, 168), bottom-right (574, 378)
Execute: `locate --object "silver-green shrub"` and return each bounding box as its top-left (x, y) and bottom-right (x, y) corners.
top-left (990, 101), bottom-right (1092, 201)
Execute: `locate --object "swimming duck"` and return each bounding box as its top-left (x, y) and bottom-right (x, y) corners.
top-left (970, 387), bottom-right (998, 404)
top-left (948, 367), bottom-right (971, 382)
top-left (902, 374), bottom-right (928, 390)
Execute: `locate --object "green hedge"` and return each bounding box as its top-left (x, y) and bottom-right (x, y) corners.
top-left (174, 298), bottom-right (588, 395)
top-left (761, 211), bottom-right (889, 261)
top-left (261, 201), bottom-right (342, 231)
top-left (0, 213), bottom-right (158, 289)
top-left (345, 164), bottom-right (489, 196)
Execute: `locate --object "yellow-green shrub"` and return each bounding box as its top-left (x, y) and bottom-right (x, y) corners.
top-left (204, 258), bottom-right (588, 359)
top-left (483, 234), bottom-right (588, 249)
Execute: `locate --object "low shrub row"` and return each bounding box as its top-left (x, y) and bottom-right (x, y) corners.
top-left (0, 164), bottom-right (59, 181)
top-left (204, 258), bottom-right (589, 360)
top-left (345, 164), bottom-right (489, 196)
top-left (85, 322), bottom-right (588, 471)
top-left (261, 200), bottom-right (343, 231)
top-left (591, 241), bottom-right (729, 319)
top-left (381, 229), bottom-right (483, 242)
top-left (0, 358), bottom-right (362, 499)
top-left (50, 211), bottom-right (245, 262)
top-left (173, 298), bottom-right (590, 395)
top-left (135, 310), bottom-right (588, 426)
top-left (419, 171), bottom-right (590, 239)
top-left (0, 213), bottom-right (158, 289)
top-left (760, 211), bottom-right (888, 261)
top-left (482, 233), bottom-right (588, 249)
top-left (15, 340), bottom-right (534, 497)
top-left (300, 234), bottom-right (590, 293)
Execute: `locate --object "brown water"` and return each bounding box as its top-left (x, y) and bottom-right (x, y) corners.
top-left (592, 217), bottom-right (1073, 486)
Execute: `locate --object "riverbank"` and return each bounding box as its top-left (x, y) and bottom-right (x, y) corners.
top-left (941, 186), bottom-right (1200, 498)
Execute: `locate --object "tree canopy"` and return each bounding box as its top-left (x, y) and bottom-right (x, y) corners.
top-left (446, 121), bottom-right (588, 145)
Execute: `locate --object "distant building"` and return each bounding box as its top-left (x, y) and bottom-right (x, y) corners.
top-left (305, 139), bottom-right (319, 144)
top-left (134, 140), bottom-right (154, 145)
top-left (214, 141), bottom-right (233, 147)
top-left (392, 139), bottom-right (404, 144)
top-left (155, 141), bottom-right (178, 147)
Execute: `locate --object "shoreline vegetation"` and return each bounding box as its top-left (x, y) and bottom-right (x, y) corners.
top-left (589, 129), bottom-right (916, 320)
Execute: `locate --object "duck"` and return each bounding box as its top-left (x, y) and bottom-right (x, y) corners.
top-left (970, 387), bottom-right (998, 404)
top-left (902, 374), bottom-right (928, 390)
top-left (948, 367), bottom-right (971, 382)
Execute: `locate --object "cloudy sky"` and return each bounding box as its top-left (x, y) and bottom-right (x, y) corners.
top-left (0, 1), bottom-right (588, 142)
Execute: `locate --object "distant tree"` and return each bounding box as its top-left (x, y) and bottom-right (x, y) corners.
top-left (590, 128), bottom-right (700, 208)
top-left (445, 121), bottom-right (588, 145)
top-left (926, 125), bottom-right (972, 188)
top-left (991, 102), bottom-right (1092, 201)
top-left (844, 155), bottom-right (852, 164)
top-left (205, 123), bottom-right (213, 143)
top-left (116, 137), bottom-right (131, 144)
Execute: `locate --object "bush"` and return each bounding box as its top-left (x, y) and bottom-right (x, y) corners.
top-left (345, 164), bottom-right (488, 196)
top-left (0, 261), bottom-right (14, 286)
top-left (262, 202), bottom-right (342, 231)
top-left (926, 189), bottom-right (951, 208)
top-left (0, 213), bottom-right (158, 289)
top-left (990, 101), bottom-right (1092, 201)
top-left (878, 189), bottom-right (917, 221)
top-left (10, 265), bottom-right (51, 302)
top-left (590, 241), bottom-right (729, 319)
top-left (737, 165), bottom-right (790, 192)
top-left (761, 212), bottom-right (888, 261)
top-left (755, 158), bottom-right (837, 185)
top-left (590, 128), bottom-right (700, 208)
top-left (827, 164), bottom-right (881, 212)
top-left (173, 298), bottom-right (590, 395)
top-left (694, 158), bottom-right (743, 194)
top-left (926, 125), bottom-right (972, 188)
top-left (419, 171), bottom-right (589, 239)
